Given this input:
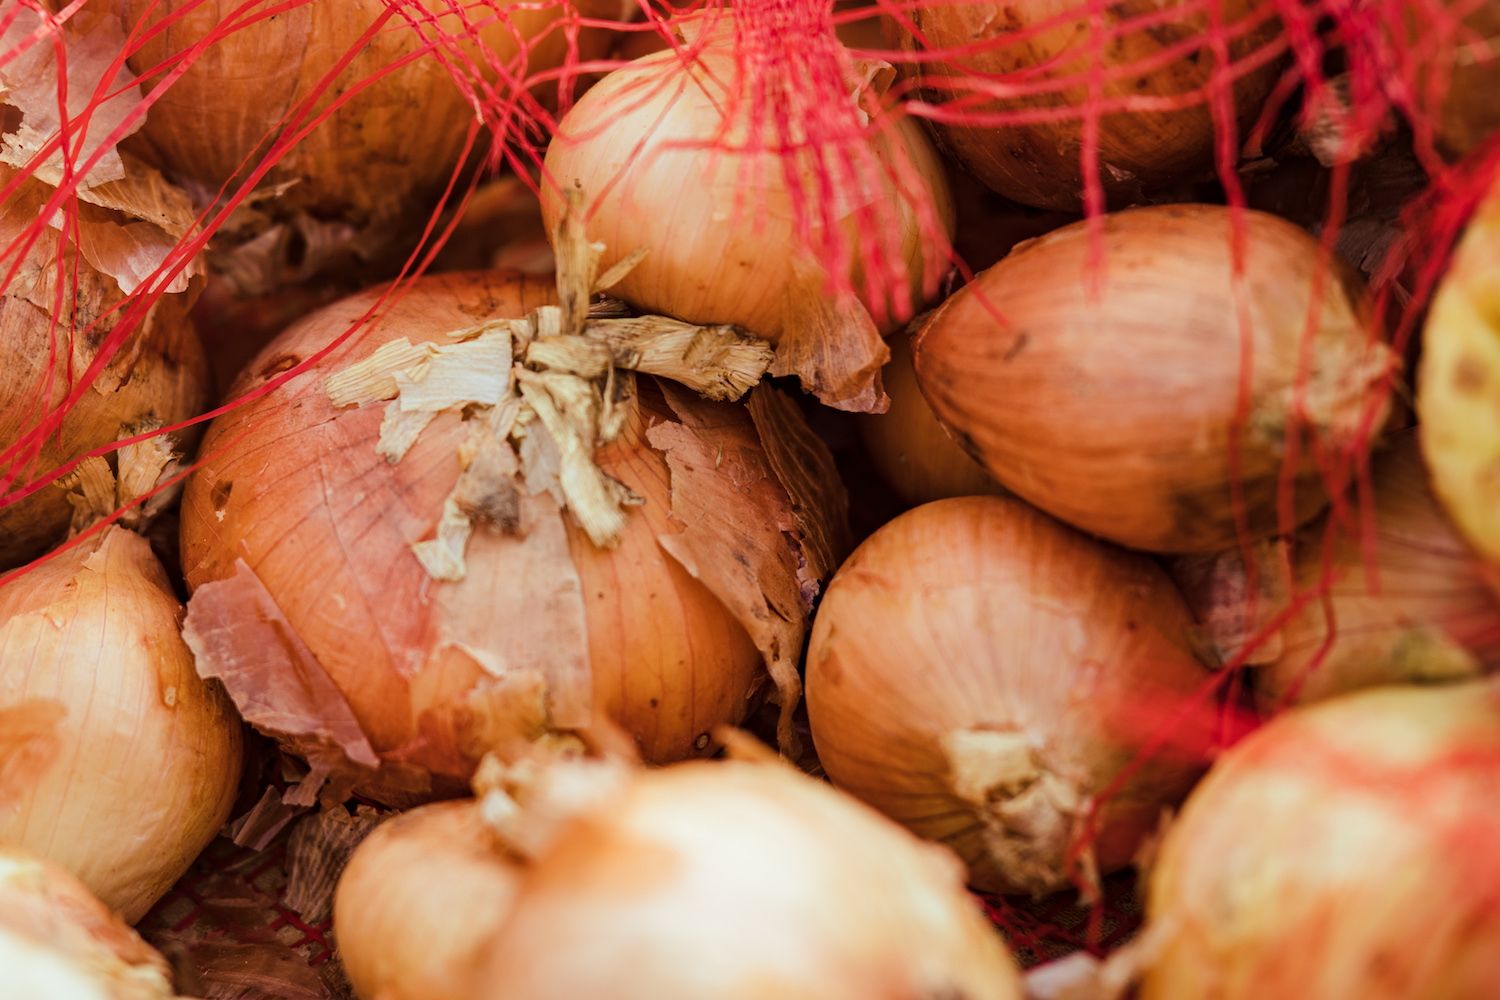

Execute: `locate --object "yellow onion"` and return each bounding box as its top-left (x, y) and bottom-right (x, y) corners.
top-left (805, 496), bottom-right (1212, 895)
top-left (1425, 1), bottom-right (1500, 161)
top-left (883, 0), bottom-right (1285, 212)
top-left (0, 526), bottom-right (243, 923)
top-left (1138, 680), bottom-right (1500, 999)
top-left (0, 847), bottom-right (179, 1000)
top-left (461, 758), bottom-right (1022, 1000)
top-left (914, 204), bottom-right (1398, 553)
top-left (856, 329), bottom-right (1006, 507)
top-left (540, 13), bottom-right (955, 411)
top-left (179, 270), bottom-right (839, 805)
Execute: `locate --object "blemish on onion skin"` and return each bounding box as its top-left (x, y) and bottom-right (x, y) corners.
top-left (1453, 354), bottom-right (1488, 395)
top-left (695, 733), bottom-right (709, 750)
top-left (163, 686), bottom-right (177, 707)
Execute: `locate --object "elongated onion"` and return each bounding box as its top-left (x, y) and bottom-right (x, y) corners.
top-left (915, 205), bottom-right (1397, 553)
top-left (805, 496), bottom-right (1212, 895)
top-left (1138, 680), bottom-right (1500, 999)
top-left (0, 526), bottom-right (243, 923)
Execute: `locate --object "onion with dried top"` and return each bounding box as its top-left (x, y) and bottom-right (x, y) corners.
top-left (914, 205), bottom-right (1397, 554)
top-left (1137, 680), bottom-right (1500, 1000)
top-left (0, 525), bottom-right (243, 923)
top-left (805, 496), bottom-right (1213, 895)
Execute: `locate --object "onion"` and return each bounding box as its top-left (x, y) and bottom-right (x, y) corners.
top-left (1428, 2), bottom-right (1500, 161)
top-left (0, 847), bottom-right (178, 1000)
top-left (914, 204), bottom-right (1398, 554)
top-left (857, 329), bottom-right (1006, 507)
top-left (0, 525), bottom-right (243, 923)
top-left (461, 757), bottom-right (1023, 1000)
top-left (883, 0), bottom-right (1285, 212)
top-left (804, 496), bottom-right (1212, 895)
top-left (1137, 680), bottom-right (1500, 999)
top-left (540, 12), bottom-right (956, 412)
top-left (180, 268), bottom-right (843, 806)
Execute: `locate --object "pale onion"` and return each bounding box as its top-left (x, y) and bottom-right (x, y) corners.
top-left (0, 847), bottom-right (179, 1000)
top-left (463, 758), bottom-right (1023, 1000)
top-left (0, 526), bottom-right (243, 923)
top-left (540, 13), bottom-right (956, 412)
top-left (805, 496), bottom-right (1213, 895)
top-left (1138, 680), bottom-right (1500, 1000)
top-left (179, 270), bottom-right (839, 806)
top-left (914, 205), bottom-right (1398, 553)
top-left (883, 0), bottom-right (1284, 212)
top-left (856, 329), bottom-right (1007, 507)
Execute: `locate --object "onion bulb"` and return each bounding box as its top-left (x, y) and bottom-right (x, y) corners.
top-left (1138, 680), bottom-right (1500, 999)
top-left (805, 496), bottom-right (1212, 895)
top-left (540, 12), bottom-right (956, 412)
top-left (914, 205), bottom-right (1398, 553)
top-left (0, 526), bottom-right (243, 923)
top-left (1426, 2), bottom-right (1500, 160)
top-left (882, 0), bottom-right (1285, 212)
top-left (0, 847), bottom-right (179, 1000)
top-left (857, 329), bottom-right (1007, 507)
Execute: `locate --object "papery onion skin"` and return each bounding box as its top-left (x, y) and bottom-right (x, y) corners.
top-left (0, 527), bottom-right (243, 923)
top-left (335, 800), bottom-right (519, 1000)
top-left (466, 759), bottom-right (1023, 1000)
top-left (914, 205), bottom-right (1395, 554)
top-left (1140, 680), bottom-right (1500, 1000)
top-left (805, 496), bottom-right (1212, 895)
top-left (883, 0), bottom-right (1284, 212)
top-left (180, 271), bottom-right (770, 805)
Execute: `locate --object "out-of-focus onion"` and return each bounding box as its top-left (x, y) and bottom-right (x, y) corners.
top-left (857, 329), bottom-right (1006, 507)
top-left (0, 526), bottom-right (243, 923)
top-left (462, 758), bottom-right (1022, 1000)
top-left (1427, 2), bottom-right (1500, 161)
top-left (915, 205), bottom-right (1397, 553)
top-left (805, 496), bottom-right (1212, 895)
top-left (540, 13), bottom-right (955, 412)
top-left (1138, 680), bottom-right (1500, 999)
top-left (0, 847), bottom-right (179, 1000)
top-left (883, 0), bottom-right (1285, 212)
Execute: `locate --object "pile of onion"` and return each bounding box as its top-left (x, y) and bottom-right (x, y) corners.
top-left (882, 0), bottom-right (1285, 211)
top-left (0, 525), bottom-right (243, 922)
top-left (805, 496), bottom-right (1213, 895)
top-left (540, 11), bottom-right (955, 412)
top-left (914, 205), bottom-right (1398, 553)
top-left (1136, 679), bottom-right (1500, 999)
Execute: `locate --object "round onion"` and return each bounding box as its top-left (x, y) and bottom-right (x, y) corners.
top-left (805, 496), bottom-right (1212, 895)
top-left (914, 204), bottom-right (1397, 553)
top-left (882, 0), bottom-right (1285, 212)
top-left (0, 526), bottom-right (243, 923)
top-left (464, 759), bottom-right (1023, 1000)
top-left (1138, 680), bottom-right (1500, 999)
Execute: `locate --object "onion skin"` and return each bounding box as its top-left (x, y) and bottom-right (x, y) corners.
top-left (1430, 3), bottom-right (1500, 161)
top-left (1140, 680), bottom-right (1500, 1000)
top-left (914, 205), bottom-right (1395, 554)
top-left (335, 801), bottom-right (518, 1000)
top-left (467, 760), bottom-right (1023, 1000)
top-left (180, 271), bottom-right (768, 804)
top-left (805, 496), bottom-right (1212, 895)
top-left (0, 527), bottom-right (243, 923)
top-left (884, 0), bottom-right (1284, 212)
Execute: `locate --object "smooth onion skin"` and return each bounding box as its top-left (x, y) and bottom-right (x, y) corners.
top-left (915, 205), bottom-right (1392, 554)
top-left (335, 801), bottom-right (518, 1000)
top-left (805, 496), bottom-right (1211, 895)
top-left (468, 760), bottom-right (1023, 1000)
top-left (1141, 681), bottom-right (1500, 1000)
top-left (884, 0), bottom-right (1284, 212)
top-left (0, 527), bottom-right (243, 923)
top-left (180, 271), bottom-right (763, 803)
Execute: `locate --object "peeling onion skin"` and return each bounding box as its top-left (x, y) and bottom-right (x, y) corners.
top-left (1140, 681), bottom-right (1500, 1000)
top-left (0, 527), bottom-right (244, 924)
top-left (883, 0), bottom-right (1284, 212)
top-left (914, 205), bottom-right (1396, 554)
top-left (335, 801), bottom-right (520, 1000)
top-left (180, 271), bottom-right (766, 805)
top-left (467, 760), bottom-right (1023, 1000)
top-left (805, 496), bottom-right (1212, 895)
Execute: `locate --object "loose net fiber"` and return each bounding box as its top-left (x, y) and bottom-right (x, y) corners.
top-left (3, 0), bottom-right (1499, 984)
